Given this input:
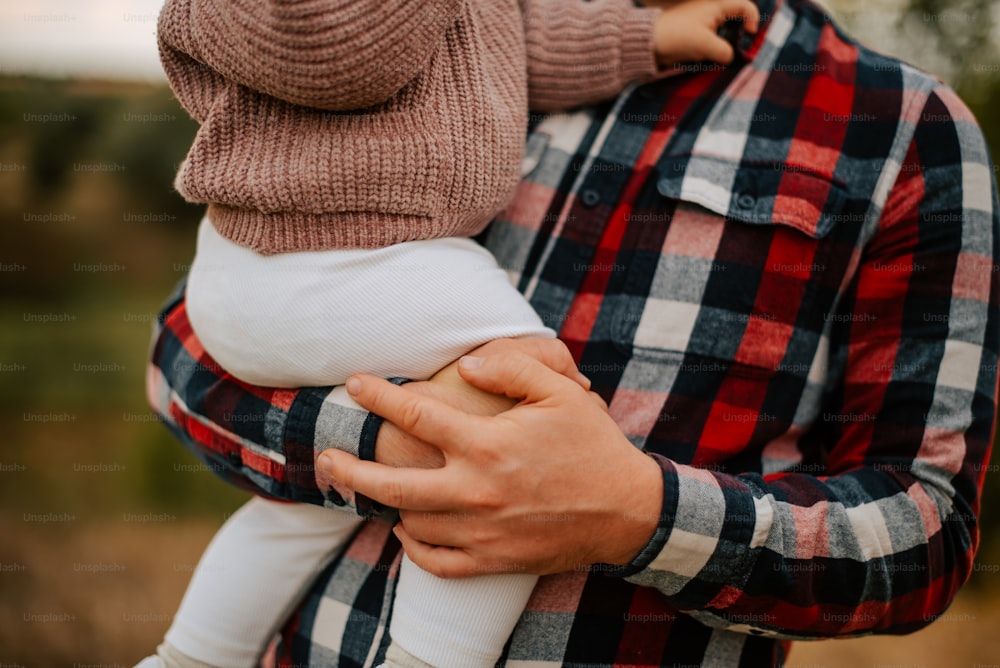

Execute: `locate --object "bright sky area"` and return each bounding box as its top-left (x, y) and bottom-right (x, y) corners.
top-left (0, 0), bottom-right (166, 81)
top-left (0, 0), bottom-right (992, 84)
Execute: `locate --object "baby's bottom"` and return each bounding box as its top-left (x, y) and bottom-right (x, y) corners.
top-left (186, 217), bottom-right (554, 388)
top-left (175, 218), bottom-right (554, 666)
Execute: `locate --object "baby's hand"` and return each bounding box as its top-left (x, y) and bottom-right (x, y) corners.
top-left (645, 0), bottom-right (760, 66)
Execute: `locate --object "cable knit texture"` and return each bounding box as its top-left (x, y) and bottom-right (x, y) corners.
top-left (158, 0), bottom-right (660, 253)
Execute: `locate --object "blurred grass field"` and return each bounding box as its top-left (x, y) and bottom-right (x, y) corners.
top-left (2, 71), bottom-right (1000, 666)
top-left (0, 76), bottom-right (250, 664)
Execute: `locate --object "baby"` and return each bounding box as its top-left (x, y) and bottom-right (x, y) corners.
top-left (140, 1), bottom-right (758, 666)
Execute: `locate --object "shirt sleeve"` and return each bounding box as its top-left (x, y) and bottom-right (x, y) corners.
top-left (157, 0), bottom-right (464, 113)
top-left (520, 0), bottom-right (661, 112)
top-left (612, 86), bottom-right (1000, 639)
top-left (146, 280), bottom-right (388, 517)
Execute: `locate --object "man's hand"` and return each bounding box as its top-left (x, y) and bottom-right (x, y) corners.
top-left (645, 0), bottom-right (760, 66)
top-left (372, 337), bottom-right (592, 470)
top-left (318, 350), bottom-right (663, 578)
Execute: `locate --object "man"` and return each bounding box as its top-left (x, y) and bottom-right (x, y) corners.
top-left (147, 0), bottom-right (999, 664)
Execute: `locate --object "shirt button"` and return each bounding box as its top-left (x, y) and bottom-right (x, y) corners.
top-left (580, 189), bottom-right (601, 207)
top-left (736, 193), bottom-right (756, 209)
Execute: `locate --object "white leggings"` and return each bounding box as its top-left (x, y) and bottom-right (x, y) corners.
top-left (186, 218), bottom-right (553, 388)
top-left (169, 218), bottom-right (553, 667)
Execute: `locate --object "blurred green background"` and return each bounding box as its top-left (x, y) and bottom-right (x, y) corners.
top-left (1, 0), bottom-right (999, 666)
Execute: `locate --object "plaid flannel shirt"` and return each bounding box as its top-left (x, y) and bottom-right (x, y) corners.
top-left (146, 0), bottom-right (1000, 664)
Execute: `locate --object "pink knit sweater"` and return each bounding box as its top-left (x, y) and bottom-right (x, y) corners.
top-left (158, 0), bottom-right (660, 253)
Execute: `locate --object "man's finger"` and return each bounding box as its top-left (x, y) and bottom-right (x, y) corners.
top-left (473, 338), bottom-right (591, 390)
top-left (394, 524), bottom-right (479, 579)
top-left (347, 374), bottom-right (483, 454)
top-left (518, 338), bottom-right (591, 390)
top-left (319, 450), bottom-right (459, 511)
top-left (457, 351), bottom-right (582, 404)
top-left (398, 508), bottom-right (482, 549)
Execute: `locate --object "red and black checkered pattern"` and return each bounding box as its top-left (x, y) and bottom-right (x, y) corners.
top-left (147, 0), bottom-right (999, 664)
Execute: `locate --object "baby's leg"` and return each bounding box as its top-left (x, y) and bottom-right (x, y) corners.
top-left (153, 497), bottom-right (362, 667)
top-left (386, 556), bottom-right (538, 668)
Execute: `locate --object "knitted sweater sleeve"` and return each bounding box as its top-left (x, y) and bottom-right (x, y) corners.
top-left (157, 0), bottom-right (464, 113)
top-left (521, 0), bottom-right (661, 112)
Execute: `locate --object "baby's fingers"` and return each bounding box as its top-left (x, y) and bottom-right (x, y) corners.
top-left (703, 33), bottom-right (737, 65)
top-left (720, 0), bottom-right (760, 33)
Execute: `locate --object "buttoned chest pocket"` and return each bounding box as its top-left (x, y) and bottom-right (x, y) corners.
top-left (609, 169), bottom-right (854, 450)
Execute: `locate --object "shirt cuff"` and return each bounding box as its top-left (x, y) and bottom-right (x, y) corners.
top-left (354, 377), bottom-right (412, 517)
top-left (620, 6), bottom-right (663, 81)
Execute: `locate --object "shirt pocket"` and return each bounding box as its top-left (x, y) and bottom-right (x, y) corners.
top-left (608, 169), bottom-right (851, 461)
top-left (612, 165), bottom-right (849, 380)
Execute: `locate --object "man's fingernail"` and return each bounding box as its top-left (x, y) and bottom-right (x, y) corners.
top-left (459, 356), bottom-right (484, 369)
top-left (346, 377), bottom-right (361, 395)
top-left (318, 451), bottom-right (335, 468)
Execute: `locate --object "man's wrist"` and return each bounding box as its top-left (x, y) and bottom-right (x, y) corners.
top-left (602, 451), bottom-right (667, 567)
